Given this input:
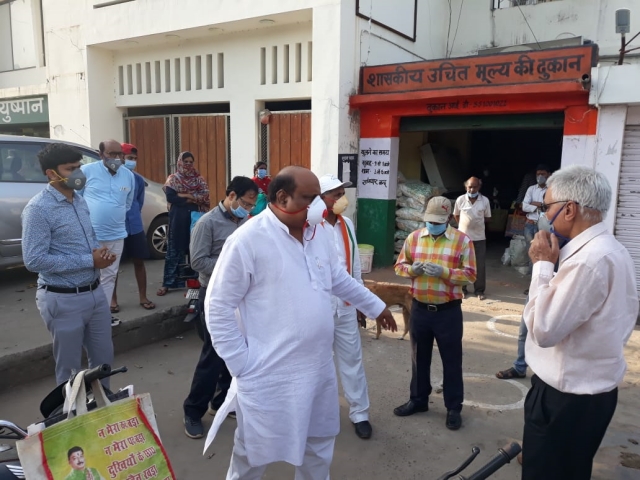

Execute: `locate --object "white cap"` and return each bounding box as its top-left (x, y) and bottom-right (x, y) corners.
top-left (319, 173), bottom-right (352, 194)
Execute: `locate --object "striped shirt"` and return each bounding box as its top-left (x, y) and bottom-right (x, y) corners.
top-left (395, 225), bottom-right (477, 304)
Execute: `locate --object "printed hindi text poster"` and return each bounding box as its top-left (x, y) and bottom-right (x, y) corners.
top-left (357, 138), bottom-right (399, 200)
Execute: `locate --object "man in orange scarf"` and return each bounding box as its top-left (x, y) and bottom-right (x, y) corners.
top-left (319, 173), bottom-right (373, 440)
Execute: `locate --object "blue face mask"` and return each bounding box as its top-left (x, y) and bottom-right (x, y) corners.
top-left (540, 203), bottom-right (571, 243)
top-left (124, 159), bottom-right (137, 171)
top-left (257, 168), bottom-right (267, 179)
top-left (468, 192), bottom-right (479, 199)
top-left (426, 222), bottom-right (447, 236)
top-left (230, 201), bottom-right (249, 219)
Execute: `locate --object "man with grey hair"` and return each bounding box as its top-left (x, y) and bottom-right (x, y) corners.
top-left (454, 176), bottom-right (491, 300)
top-left (521, 165), bottom-right (638, 479)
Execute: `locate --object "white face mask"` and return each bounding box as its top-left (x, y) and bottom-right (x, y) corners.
top-left (306, 196), bottom-right (327, 227)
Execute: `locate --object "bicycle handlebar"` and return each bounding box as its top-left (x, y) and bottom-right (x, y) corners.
top-left (462, 442), bottom-right (522, 480)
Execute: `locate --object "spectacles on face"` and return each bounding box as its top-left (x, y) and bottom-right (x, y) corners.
top-left (105, 151), bottom-right (124, 159)
top-left (540, 200), bottom-right (568, 213)
top-left (238, 197), bottom-right (256, 210)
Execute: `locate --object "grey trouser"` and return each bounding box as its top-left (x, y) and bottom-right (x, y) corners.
top-left (35, 285), bottom-right (114, 387)
top-left (464, 240), bottom-right (486, 294)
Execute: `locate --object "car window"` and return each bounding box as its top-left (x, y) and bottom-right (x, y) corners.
top-left (0, 143), bottom-right (48, 183)
top-left (0, 142), bottom-right (103, 183)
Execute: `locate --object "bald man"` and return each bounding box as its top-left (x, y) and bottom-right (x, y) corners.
top-left (80, 140), bottom-right (135, 327)
top-left (203, 166), bottom-right (397, 479)
top-left (454, 177), bottom-right (491, 300)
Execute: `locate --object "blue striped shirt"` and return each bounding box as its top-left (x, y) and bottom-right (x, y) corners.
top-left (21, 185), bottom-right (100, 288)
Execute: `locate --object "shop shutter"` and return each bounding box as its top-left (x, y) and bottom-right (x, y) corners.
top-left (615, 125), bottom-right (640, 296)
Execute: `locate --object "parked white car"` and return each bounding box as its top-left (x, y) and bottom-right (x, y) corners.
top-left (0, 135), bottom-right (169, 270)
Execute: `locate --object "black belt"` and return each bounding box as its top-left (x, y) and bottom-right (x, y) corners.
top-left (414, 298), bottom-right (462, 312)
top-left (40, 279), bottom-right (100, 294)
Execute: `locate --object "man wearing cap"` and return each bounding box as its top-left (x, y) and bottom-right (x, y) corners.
top-left (319, 173), bottom-right (372, 440)
top-left (110, 144), bottom-right (155, 312)
top-left (394, 196), bottom-right (476, 430)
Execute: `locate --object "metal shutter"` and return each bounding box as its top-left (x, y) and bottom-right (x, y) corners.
top-left (615, 125), bottom-right (640, 296)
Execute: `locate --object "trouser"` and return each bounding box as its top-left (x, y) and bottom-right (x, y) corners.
top-left (409, 299), bottom-right (464, 412)
top-left (463, 240), bottom-right (486, 294)
top-left (35, 285), bottom-right (114, 388)
top-left (524, 223), bottom-right (538, 269)
top-left (226, 426), bottom-right (335, 480)
top-left (333, 309), bottom-right (370, 423)
top-left (184, 287), bottom-right (232, 419)
top-left (523, 375), bottom-right (617, 480)
top-left (513, 298), bottom-right (529, 374)
top-left (162, 240), bottom-right (186, 289)
top-left (99, 239), bottom-right (124, 307)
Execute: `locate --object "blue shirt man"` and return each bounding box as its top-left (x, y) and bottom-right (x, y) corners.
top-left (80, 140), bottom-right (135, 326)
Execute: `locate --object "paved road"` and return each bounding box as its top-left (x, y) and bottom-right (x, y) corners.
top-left (1, 306), bottom-right (639, 479)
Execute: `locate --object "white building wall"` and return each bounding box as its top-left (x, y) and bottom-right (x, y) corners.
top-left (443, 0), bottom-right (640, 60)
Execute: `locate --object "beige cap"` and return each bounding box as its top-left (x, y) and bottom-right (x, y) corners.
top-left (423, 196), bottom-right (452, 223)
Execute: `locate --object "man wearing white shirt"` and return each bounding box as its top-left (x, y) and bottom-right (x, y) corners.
top-left (522, 165), bottom-right (639, 480)
top-left (521, 165), bottom-right (551, 278)
top-left (204, 166), bottom-right (397, 479)
top-left (454, 177), bottom-right (491, 300)
top-left (319, 173), bottom-right (372, 440)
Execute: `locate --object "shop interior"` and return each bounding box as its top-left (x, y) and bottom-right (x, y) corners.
top-left (394, 112), bottom-right (564, 279)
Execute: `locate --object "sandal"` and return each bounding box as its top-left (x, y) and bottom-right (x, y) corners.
top-left (156, 287), bottom-right (169, 296)
top-left (110, 305), bottom-right (120, 314)
top-left (140, 301), bottom-right (156, 310)
top-left (496, 367), bottom-right (526, 379)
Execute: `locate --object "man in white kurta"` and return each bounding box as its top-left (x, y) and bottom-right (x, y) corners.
top-left (318, 174), bottom-right (372, 440)
top-left (204, 167), bottom-right (395, 479)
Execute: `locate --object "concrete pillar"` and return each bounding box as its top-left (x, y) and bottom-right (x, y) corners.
top-left (229, 97), bottom-right (260, 179)
top-left (594, 105), bottom-right (628, 233)
top-left (356, 110), bottom-right (400, 267)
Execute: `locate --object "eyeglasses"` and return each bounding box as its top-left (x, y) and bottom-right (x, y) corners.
top-left (540, 200), bottom-right (568, 213)
top-left (238, 197), bottom-right (256, 210)
top-left (106, 151), bottom-right (124, 158)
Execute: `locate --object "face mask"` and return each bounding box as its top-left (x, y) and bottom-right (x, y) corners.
top-left (230, 200), bottom-right (249, 219)
top-left (50, 169), bottom-right (87, 190)
top-left (105, 157), bottom-right (122, 172)
top-left (124, 159), bottom-right (137, 171)
top-left (426, 222), bottom-right (447, 236)
top-left (257, 168), bottom-right (267, 179)
top-left (537, 175), bottom-right (547, 185)
top-left (467, 192), bottom-right (479, 199)
top-left (332, 195), bottom-right (349, 215)
top-left (539, 205), bottom-right (571, 243)
top-left (306, 195), bottom-right (327, 226)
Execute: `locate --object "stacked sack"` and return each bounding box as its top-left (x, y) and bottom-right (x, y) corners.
top-left (395, 176), bottom-right (440, 255)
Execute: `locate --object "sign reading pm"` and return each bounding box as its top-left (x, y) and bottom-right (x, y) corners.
top-left (0, 96), bottom-right (48, 124)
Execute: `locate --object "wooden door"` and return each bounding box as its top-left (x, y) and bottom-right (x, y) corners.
top-left (268, 112), bottom-right (311, 175)
top-left (128, 117), bottom-right (168, 184)
top-left (179, 115), bottom-right (228, 205)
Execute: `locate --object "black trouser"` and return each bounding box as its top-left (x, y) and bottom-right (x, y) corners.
top-left (523, 375), bottom-right (618, 480)
top-left (409, 299), bottom-right (464, 412)
top-left (183, 287), bottom-right (232, 419)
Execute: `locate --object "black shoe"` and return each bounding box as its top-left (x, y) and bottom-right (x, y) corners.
top-left (446, 410), bottom-right (462, 430)
top-left (111, 316), bottom-right (121, 327)
top-left (523, 289), bottom-right (529, 295)
top-left (393, 401), bottom-right (428, 417)
top-left (354, 421), bottom-right (372, 439)
top-left (184, 415), bottom-right (204, 439)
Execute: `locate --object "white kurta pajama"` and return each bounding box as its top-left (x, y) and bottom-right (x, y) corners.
top-left (204, 207), bottom-right (385, 478)
top-left (326, 216), bottom-right (370, 424)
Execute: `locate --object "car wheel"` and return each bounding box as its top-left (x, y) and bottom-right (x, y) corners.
top-left (147, 216), bottom-right (168, 260)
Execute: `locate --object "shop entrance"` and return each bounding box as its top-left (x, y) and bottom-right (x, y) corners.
top-left (393, 112), bottom-right (563, 284)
